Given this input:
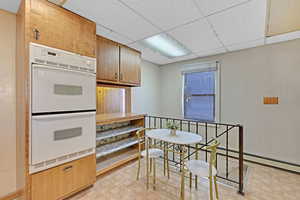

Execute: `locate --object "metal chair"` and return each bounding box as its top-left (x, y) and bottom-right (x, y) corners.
top-left (136, 128), bottom-right (170, 189)
top-left (186, 139), bottom-right (220, 200)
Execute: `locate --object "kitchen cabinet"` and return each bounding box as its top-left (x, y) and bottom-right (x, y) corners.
top-left (96, 36), bottom-right (120, 82)
top-left (266, 0), bottom-right (300, 36)
top-left (31, 155), bottom-right (96, 200)
top-left (96, 36), bottom-right (141, 86)
top-left (120, 45), bottom-right (141, 85)
top-left (30, 0), bottom-right (96, 57)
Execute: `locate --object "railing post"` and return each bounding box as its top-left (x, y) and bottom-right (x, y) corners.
top-left (238, 125), bottom-right (244, 195)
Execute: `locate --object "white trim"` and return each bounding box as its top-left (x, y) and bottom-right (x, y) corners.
top-left (181, 61), bottom-right (221, 122)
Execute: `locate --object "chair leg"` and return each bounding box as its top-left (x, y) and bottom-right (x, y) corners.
top-left (189, 172), bottom-right (192, 190)
top-left (146, 152), bottom-right (149, 190)
top-left (153, 158), bottom-right (156, 190)
top-left (209, 176), bottom-right (213, 200)
top-left (163, 149), bottom-right (166, 176)
top-left (150, 158), bottom-right (152, 173)
top-left (166, 152), bottom-right (170, 179)
top-left (214, 176), bottom-right (219, 200)
top-left (136, 155), bottom-right (141, 180)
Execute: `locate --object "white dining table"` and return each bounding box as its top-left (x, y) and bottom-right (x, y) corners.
top-left (146, 129), bottom-right (202, 145)
top-left (145, 129), bottom-right (202, 200)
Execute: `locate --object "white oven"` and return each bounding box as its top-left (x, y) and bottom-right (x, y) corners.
top-left (30, 43), bottom-right (96, 114)
top-left (31, 112), bottom-right (95, 165)
top-left (29, 43), bottom-right (97, 173)
top-left (32, 64), bottom-right (96, 113)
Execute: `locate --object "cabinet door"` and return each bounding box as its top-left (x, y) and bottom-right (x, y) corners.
top-left (31, 155), bottom-right (96, 200)
top-left (30, 0), bottom-right (96, 57)
top-left (96, 36), bottom-right (120, 82)
top-left (120, 46), bottom-right (141, 85)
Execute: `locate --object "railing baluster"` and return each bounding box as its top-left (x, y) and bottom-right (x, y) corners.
top-left (160, 118), bottom-right (162, 129)
top-left (180, 120), bottom-right (183, 131)
top-left (226, 125), bottom-right (229, 179)
top-left (205, 123), bottom-right (208, 162)
top-left (215, 123), bottom-right (218, 138)
top-left (238, 125), bottom-right (244, 195)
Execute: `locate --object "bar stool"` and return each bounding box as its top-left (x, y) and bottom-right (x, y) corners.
top-left (186, 140), bottom-right (220, 200)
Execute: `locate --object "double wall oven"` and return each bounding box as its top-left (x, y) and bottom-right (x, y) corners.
top-left (30, 43), bottom-right (96, 173)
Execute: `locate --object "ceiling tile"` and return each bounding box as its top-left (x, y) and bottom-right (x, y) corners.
top-left (208, 0), bottom-right (267, 46)
top-left (266, 31), bottom-right (300, 45)
top-left (121, 0), bottom-right (202, 31)
top-left (0, 0), bottom-right (21, 13)
top-left (196, 47), bottom-right (226, 57)
top-left (226, 38), bottom-right (265, 51)
top-left (168, 18), bottom-right (223, 53)
top-left (96, 25), bottom-right (133, 44)
top-left (64, 0), bottom-right (160, 41)
top-left (195, 0), bottom-right (249, 16)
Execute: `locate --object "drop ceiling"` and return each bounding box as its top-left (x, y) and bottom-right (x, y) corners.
top-left (2, 0), bottom-right (300, 65)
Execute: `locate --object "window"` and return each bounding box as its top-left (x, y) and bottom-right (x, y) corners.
top-left (183, 63), bottom-right (219, 122)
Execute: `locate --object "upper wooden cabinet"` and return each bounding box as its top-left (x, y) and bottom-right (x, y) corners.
top-left (267, 0), bottom-right (300, 36)
top-left (96, 36), bottom-right (120, 82)
top-left (120, 46), bottom-right (141, 85)
top-left (30, 0), bottom-right (96, 57)
top-left (96, 35), bottom-right (141, 86)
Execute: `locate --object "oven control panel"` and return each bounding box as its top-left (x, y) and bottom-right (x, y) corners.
top-left (30, 43), bottom-right (97, 74)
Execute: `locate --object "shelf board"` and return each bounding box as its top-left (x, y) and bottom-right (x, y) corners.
top-left (96, 126), bottom-right (142, 141)
top-left (96, 137), bottom-right (139, 159)
top-left (96, 148), bottom-right (139, 177)
top-left (96, 153), bottom-right (139, 177)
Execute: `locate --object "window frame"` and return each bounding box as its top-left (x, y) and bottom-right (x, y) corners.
top-left (181, 61), bottom-right (220, 122)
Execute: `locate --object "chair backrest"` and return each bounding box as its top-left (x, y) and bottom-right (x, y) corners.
top-left (136, 128), bottom-right (152, 152)
top-left (207, 139), bottom-right (220, 176)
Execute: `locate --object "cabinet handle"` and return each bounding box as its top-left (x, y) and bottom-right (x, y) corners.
top-left (33, 28), bottom-right (40, 40)
top-left (115, 72), bottom-right (118, 80)
top-left (63, 165), bottom-right (73, 172)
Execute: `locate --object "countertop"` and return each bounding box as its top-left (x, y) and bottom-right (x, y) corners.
top-left (96, 113), bottom-right (146, 125)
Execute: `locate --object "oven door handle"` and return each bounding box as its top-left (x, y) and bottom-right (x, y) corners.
top-left (32, 111), bottom-right (96, 120)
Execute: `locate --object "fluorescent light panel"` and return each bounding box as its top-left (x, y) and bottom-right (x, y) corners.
top-left (142, 33), bottom-right (191, 58)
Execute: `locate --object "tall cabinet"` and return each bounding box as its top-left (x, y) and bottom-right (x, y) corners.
top-left (30, 0), bottom-right (96, 57)
top-left (16, 0), bottom-right (96, 200)
top-left (96, 35), bottom-right (141, 86)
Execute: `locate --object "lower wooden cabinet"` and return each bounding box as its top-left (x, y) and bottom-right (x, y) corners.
top-left (31, 155), bottom-right (96, 200)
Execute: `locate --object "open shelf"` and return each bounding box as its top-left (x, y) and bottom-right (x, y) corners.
top-left (96, 125), bottom-right (142, 141)
top-left (95, 113), bottom-right (145, 176)
top-left (96, 147), bottom-right (139, 174)
top-left (96, 137), bottom-right (139, 159)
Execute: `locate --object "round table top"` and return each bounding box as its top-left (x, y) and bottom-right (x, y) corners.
top-left (146, 129), bottom-right (202, 145)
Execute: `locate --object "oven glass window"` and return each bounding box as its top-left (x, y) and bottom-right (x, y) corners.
top-left (54, 84), bottom-right (83, 95)
top-left (54, 127), bottom-right (82, 141)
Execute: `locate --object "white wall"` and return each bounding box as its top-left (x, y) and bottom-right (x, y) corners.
top-left (159, 39), bottom-right (300, 165)
top-left (0, 10), bottom-right (16, 196)
top-left (131, 60), bottom-right (161, 116)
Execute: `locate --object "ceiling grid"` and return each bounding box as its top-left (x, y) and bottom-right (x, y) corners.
top-left (2, 0), bottom-right (300, 65)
